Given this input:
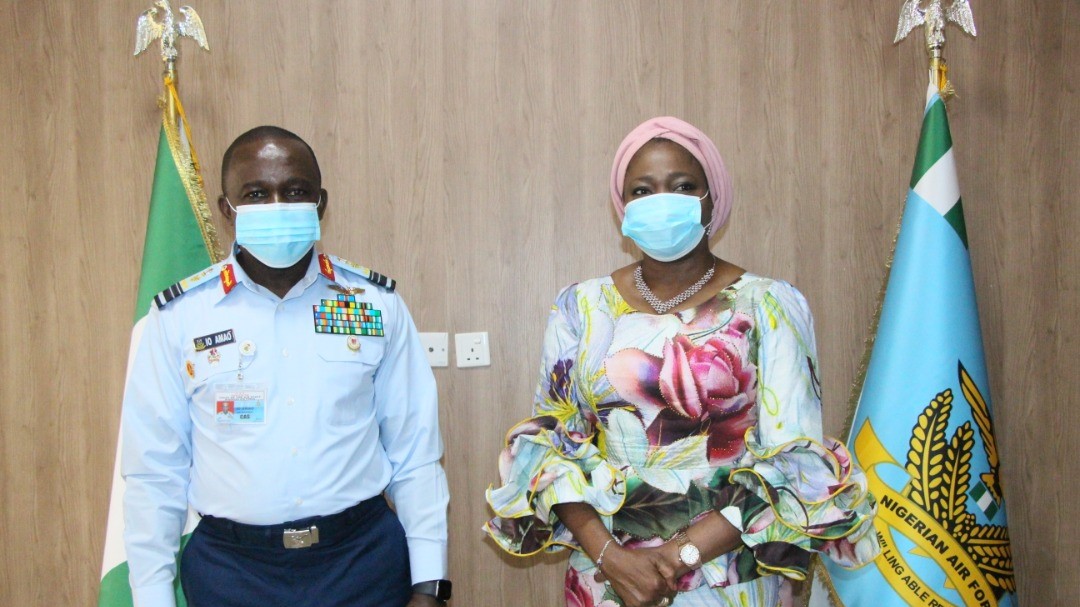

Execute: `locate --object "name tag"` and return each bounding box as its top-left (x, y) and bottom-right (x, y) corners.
top-left (214, 383), bottom-right (266, 425)
top-left (195, 329), bottom-right (235, 352)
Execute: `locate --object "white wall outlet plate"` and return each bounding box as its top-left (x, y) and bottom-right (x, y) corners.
top-left (455, 331), bottom-right (491, 368)
top-left (418, 332), bottom-right (449, 368)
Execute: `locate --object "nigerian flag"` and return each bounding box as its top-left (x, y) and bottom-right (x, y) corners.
top-left (98, 75), bottom-right (221, 607)
top-left (818, 83), bottom-right (1016, 606)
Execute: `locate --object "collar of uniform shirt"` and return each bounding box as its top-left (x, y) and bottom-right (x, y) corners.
top-left (213, 247), bottom-right (325, 305)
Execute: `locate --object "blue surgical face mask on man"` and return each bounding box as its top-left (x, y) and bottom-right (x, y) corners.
top-left (621, 191), bottom-right (709, 262)
top-left (229, 198), bottom-right (322, 268)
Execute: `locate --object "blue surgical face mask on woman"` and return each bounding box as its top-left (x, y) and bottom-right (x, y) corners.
top-left (620, 191), bottom-right (709, 262)
top-left (230, 199), bottom-right (322, 268)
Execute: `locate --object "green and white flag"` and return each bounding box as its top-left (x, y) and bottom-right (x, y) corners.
top-left (98, 75), bottom-right (221, 607)
top-left (816, 83), bottom-right (1015, 607)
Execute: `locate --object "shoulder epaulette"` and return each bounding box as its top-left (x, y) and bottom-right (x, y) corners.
top-left (324, 253), bottom-right (396, 292)
top-left (153, 263), bottom-right (228, 309)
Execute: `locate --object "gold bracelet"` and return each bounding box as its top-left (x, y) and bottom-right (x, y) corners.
top-left (595, 537), bottom-right (619, 570)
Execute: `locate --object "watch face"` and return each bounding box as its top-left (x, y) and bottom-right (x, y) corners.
top-left (679, 542), bottom-right (701, 567)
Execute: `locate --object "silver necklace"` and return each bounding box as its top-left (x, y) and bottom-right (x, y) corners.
top-left (634, 262), bottom-right (715, 314)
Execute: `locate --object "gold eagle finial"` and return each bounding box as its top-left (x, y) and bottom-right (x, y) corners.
top-left (895, 0), bottom-right (976, 45)
top-left (134, 0), bottom-right (209, 70)
top-left (894, 0), bottom-right (977, 102)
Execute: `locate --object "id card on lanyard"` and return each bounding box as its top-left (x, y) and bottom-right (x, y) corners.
top-left (214, 383), bottom-right (267, 425)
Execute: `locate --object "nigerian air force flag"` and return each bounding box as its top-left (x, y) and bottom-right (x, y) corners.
top-left (822, 84), bottom-right (1016, 606)
top-left (98, 76), bottom-right (220, 607)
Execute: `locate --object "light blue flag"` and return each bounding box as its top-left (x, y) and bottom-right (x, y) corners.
top-left (820, 83), bottom-right (1016, 607)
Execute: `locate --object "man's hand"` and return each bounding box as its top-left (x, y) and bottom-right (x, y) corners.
top-left (405, 592), bottom-right (446, 607)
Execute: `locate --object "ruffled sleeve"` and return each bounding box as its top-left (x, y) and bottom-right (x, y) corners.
top-left (714, 280), bottom-right (879, 579)
top-left (484, 285), bottom-right (624, 556)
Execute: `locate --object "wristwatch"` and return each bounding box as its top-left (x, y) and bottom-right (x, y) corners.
top-left (673, 531), bottom-right (702, 570)
top-left (413, 579), bottom-right (452, 603)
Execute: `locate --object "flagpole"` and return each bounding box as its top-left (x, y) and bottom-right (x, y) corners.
top-left (837, 0), bottom-right (982, 446)
top-left (165, 61), bottom-right (177, 127)
top-left (810, 3), bottom-right (985, 606)
top-left (135, 0), bottom-right (220, 264)
top-left (97, 6), bottom-right (216, 606)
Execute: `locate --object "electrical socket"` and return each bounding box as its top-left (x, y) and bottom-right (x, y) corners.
top-left (455, 332), bottom-right (491, 368)
top-left (418, 332), bottom-right (449, 368)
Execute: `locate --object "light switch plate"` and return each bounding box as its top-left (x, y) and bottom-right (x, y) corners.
top-left (455, 332), bottom-right (491, 368)
top-left (418, 332), bottom-right (449, 367)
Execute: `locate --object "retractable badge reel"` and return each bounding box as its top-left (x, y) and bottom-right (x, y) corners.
top-left (214, 340), bottom-right (266, 427)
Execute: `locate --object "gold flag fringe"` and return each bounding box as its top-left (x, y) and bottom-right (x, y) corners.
top-left (160, 74), bottom-right (223, 263)
top-left (838, 208), bottom-right (905, 442)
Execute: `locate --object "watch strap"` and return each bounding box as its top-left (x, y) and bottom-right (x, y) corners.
top-left (412, 579), bottom-right (452, 602)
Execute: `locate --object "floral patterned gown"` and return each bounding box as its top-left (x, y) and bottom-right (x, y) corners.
top-left (484, 274), bottom-right (879, 606)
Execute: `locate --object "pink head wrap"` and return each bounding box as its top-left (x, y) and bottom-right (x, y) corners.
top-left (610, 116), bottom-right (733, 236)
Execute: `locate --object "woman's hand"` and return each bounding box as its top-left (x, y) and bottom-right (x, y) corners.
top-left (597, 543), bottom-right (678, 607)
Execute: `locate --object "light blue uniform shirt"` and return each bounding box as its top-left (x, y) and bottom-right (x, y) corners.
top-left (121, 250), bottom-right (449, 607)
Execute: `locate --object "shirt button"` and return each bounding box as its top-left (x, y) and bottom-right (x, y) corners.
top-left (291, 447), bottom-right (298, 456)
top-left (286, 397), bottom-right (295, 406)
top-left (281, 348), bottom-right (289, 357)
top-left (295, 498), bottom-right (303, 506)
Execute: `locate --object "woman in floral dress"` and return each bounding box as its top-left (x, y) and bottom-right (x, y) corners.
top-left (484, 117), bottom-right (878, 607)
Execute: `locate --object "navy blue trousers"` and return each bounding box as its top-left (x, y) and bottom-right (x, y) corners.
top-left (180, 498), bottom-right (411, 607)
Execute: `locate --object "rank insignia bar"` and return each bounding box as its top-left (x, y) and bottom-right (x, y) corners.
top-left (313, 295), bottom-right (384, 336)
top-left (153, 263), bottom-right (230, 309)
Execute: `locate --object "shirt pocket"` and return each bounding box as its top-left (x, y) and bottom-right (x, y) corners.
top-left (184, 346), bottom-right (245, 435)
top-left (185, 346), bottom-right (242, 394)
top-left (314, 336), bottom-right (384, 426)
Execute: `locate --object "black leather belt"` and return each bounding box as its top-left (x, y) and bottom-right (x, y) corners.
top-left (198, 497), bottom-right (382, 549)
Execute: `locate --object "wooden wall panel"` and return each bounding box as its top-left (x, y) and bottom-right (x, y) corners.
top-left (0, 1), bottom-right (1075, 605)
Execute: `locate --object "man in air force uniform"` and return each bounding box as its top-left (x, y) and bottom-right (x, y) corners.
top-left (121, 126), bottom-right (452, 607)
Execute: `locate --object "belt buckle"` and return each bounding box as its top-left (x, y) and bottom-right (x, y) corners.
top-left (282, 525), bottom-right (319, 549)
